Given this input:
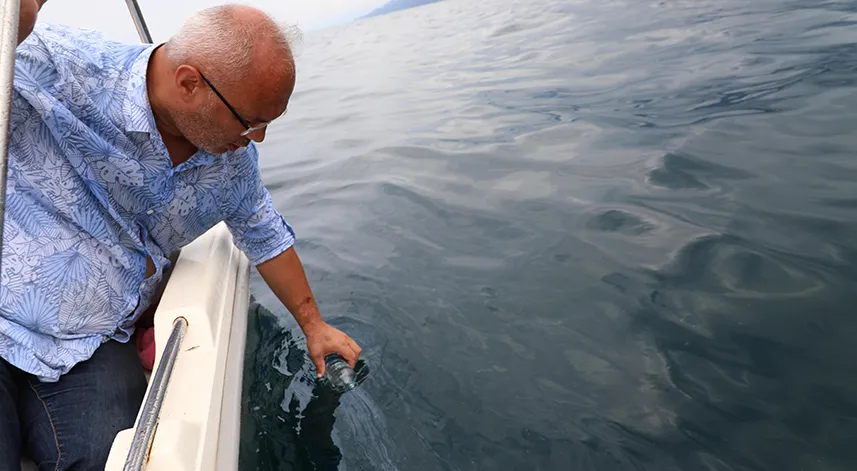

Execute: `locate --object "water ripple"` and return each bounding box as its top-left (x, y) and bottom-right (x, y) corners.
top-left (244, 0), bottom-right (857, 469)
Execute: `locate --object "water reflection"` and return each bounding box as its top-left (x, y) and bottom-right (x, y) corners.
top-left (241, 302), bottom-right (393, 470)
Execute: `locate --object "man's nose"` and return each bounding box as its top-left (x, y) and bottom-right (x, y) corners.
top-left (249, 127), bottom-right (267, 143)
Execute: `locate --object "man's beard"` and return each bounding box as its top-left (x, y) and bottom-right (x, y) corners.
top-left (170, 101), bottom-right (230, 154)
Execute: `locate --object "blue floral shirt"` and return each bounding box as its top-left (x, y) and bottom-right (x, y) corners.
top-left (0, 23), bottom-right (295, 382)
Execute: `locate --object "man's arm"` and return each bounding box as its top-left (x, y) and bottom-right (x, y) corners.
top-left (257, 246), bottom-right (362, 376)
top-left (223, 146), bottom-right (362, 377)
top-left (18, 0), bottom-right (45, 46)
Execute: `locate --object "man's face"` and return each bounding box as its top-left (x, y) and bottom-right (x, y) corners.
top-left (173, 68), bottom-right (294, 155)
top-left (170, 96), bottom-right (226, 154)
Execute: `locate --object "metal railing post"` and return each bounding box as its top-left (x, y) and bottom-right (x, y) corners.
top-left (124, 0), bottom-right (153, 44)
top-left (0, 0), bottom-right (22, 269)
top-left (123, 316), bottom-right (188, 470)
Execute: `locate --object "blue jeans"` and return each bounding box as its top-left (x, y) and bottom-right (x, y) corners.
top-left (0, 340), bottom-right (147, 471)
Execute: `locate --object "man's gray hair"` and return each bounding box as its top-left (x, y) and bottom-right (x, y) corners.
top-left (165, 5), bottom-right (302, 86)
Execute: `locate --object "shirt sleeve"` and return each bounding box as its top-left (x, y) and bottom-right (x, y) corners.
top-left (223, 147), bottom-right (296, 266)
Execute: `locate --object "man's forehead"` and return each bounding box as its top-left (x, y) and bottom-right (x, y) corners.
top-left (244, 84), bottom-right (292, 123)
top-left (236, 44), bottom-right (295, 121)
top-left (250, 103), bottom-right (289, 124)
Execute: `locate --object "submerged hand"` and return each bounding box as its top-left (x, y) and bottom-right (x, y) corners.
top-left (256, 248), bottom-right (363, 377)
top-left (304, 321), bottom-right (362, 377)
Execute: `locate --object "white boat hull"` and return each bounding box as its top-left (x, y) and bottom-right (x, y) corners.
top-left (20, 193), bottom-right (250, 471)
top-left (103, 221), bottom-right (250, 470)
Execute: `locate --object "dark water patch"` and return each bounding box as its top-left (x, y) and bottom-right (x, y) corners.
top-left (647, 152), bottom-right (754, 191)
top-left (586, 209), bottom-right (657, 236)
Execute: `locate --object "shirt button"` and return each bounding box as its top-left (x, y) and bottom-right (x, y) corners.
top-left (140, 282), bottom-right (146, 290)
top-left (146, 209), bottom-right (154, 215)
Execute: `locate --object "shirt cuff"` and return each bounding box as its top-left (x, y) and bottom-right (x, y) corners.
top-left (233, 213), bottom-right (296, 266)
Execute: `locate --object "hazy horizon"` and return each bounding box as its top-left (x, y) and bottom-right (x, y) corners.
top-left (37, 0), bottom-right (392, 43)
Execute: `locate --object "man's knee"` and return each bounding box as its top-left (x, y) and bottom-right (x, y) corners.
top-left (19, 341), bottom-right (146, 470)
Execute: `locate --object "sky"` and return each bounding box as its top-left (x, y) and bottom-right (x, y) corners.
top-left (38, 0), bottom-right (389, 43)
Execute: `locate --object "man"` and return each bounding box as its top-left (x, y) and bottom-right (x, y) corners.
top-left (0, 1), bottom-right (362, 468)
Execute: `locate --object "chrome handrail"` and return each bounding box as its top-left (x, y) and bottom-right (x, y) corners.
top-left (123, 316), bottom-right (188, 471)
top-left (124, 0), bottom-right (153, 44)
top-left (0, 0), bottom-right (21, 264)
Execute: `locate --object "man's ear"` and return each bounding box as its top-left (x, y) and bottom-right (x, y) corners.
top-left (174, 65), bottom-right (205, 103)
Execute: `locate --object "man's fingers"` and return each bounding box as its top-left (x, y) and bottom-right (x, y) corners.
top-left (348, 340), bottom-right (362, 365)
top-left (349, 339), bottom-right (363, 357)
top-left (309, 330), bottom-right (363, 376)
top-left (341, 344), bottom-right (360, 369)
top-left (349, 340), bottom-right (363, 368)
top-left (311, 353), bottom-right (326, 378)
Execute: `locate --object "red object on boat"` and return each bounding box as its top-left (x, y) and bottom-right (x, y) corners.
top-left (136, 327), bottom-right (156, 371)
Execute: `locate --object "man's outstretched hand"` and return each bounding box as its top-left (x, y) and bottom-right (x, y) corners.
top-left (256, 246), bottom-right (363, 378)
top-left (304, 320), bottom-right (362, 377)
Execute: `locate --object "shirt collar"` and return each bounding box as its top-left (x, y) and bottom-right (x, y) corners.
top-left (122, 43), bottom-right (161, 134)
top-left (175, 151), bottom-right (216, 171)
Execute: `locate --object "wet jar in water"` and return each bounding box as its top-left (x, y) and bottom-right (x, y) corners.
top-left (322, 353), bottom-right (359, 393)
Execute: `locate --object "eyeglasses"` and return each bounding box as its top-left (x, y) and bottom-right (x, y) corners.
top-left (198, 72), bottom-right (270, 137)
